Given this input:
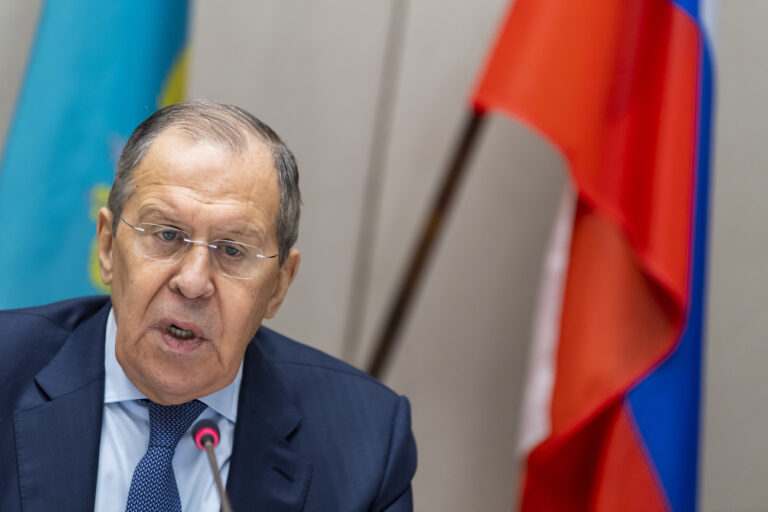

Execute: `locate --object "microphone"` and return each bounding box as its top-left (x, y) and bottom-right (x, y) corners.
top-left (192, 419), bottom-right (234, 512)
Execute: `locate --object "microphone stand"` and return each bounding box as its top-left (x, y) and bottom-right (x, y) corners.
top-left (193, 419), bottom-right (233, 512)
top-left (200, 437), bottom-right (232, 512)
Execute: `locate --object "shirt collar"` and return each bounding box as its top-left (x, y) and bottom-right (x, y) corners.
top-left (103, 308), bottom-right (242, 422)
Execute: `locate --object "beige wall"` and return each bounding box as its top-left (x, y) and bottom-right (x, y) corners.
top-left (701, 2), bottom-right (768, 511)
top-left (1, 1), bottom-right (765, 510)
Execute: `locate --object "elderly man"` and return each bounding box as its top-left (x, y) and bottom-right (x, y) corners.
top-left (0, 100), bottom-right (416, 511)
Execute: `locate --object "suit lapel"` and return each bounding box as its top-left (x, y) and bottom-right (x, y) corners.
top-left (227, 336), bottom-right (312, 511)
top-left (14, 302), bottom-right (109, 511)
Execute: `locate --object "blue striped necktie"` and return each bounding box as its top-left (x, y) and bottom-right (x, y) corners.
top-left (125, 400), bottom-right (207, 512)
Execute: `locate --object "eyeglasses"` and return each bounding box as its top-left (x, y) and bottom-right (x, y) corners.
top-left (119, 217), bottom-right (277, 280)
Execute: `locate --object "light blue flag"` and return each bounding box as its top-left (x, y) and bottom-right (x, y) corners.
top-left (0, 0), bottom-right (190, 308)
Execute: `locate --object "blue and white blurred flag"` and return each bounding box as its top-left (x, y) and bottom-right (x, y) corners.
top-left (0, 0), bottom-right (190, 308)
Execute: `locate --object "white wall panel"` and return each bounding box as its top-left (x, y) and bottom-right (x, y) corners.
top-left (701, 1), bottom-right (768, 510)
top-left (357, 0), bottom-right (513, 363)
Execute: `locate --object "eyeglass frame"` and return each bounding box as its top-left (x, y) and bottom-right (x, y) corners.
top-left (118, 216), bottom-right (278, 280)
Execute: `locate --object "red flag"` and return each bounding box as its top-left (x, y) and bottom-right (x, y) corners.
top-left (472, 0), bottom-right (705, 509)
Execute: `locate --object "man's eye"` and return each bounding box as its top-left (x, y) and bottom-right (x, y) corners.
top-left (221, 244), bottom-right (242, 257)
top-left (158, 230), bottom-right (179, 242)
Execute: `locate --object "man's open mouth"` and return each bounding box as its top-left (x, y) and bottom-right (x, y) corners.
top-left (167, 324), bottom-right (196, 340)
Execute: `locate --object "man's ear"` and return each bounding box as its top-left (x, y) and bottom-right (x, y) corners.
top-left (264, 249), bottom-right (300, 319)
top-left (96, 207), bottom-right (115, 285)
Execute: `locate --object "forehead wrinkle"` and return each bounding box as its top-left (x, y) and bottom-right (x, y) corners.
top-left (137, 163), bottom-right (278, 212)
top-left (133, 196), bottom-right (270, 247)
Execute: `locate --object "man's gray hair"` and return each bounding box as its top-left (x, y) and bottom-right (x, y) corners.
top-left (107, 99), bottom-right (301, 264)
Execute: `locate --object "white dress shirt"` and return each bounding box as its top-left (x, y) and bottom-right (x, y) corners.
top-left (94, 309), bottom-right (242, 512)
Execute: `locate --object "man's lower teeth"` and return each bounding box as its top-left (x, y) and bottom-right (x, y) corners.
top-left (168, 326), bottom-right (194, 340)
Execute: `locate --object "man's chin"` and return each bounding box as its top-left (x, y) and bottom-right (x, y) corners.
top-left (127, 362), bottom-right (216, 405)
top-left (139, 380), bottom-right (212, 405)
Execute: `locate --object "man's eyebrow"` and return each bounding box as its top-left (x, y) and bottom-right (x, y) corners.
top-left (217, 226), bottom-right (266, 246)
top-left (135, 206), bottom-right (181, 225)
top-left (136, 205), bottom-right (267, 245)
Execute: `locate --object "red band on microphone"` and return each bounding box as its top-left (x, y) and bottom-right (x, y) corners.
top-left (194, 426), bottom-right (220, 450)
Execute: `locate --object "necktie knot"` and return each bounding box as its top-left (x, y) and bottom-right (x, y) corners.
top-left (146, 399), bottom-right (208, 448)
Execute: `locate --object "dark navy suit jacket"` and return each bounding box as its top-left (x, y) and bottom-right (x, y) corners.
top-left (0, 296), bottom-right (416, 511)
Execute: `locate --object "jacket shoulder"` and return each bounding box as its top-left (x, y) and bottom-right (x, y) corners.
top-left (254, 325), bottom-right (392, 395)
top-left (252, 326), bottom-right (417, 509)
top-left (0, 296), bottom-right (109, 334)
top-left (0, 296), bottom-right (109, 384)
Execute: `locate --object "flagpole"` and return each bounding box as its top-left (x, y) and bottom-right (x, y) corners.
top-left (367, 108), bottom-right (487, 378)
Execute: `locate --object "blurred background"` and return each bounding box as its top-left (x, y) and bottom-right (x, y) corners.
top-left (0, 1), bottom-right (765, 510)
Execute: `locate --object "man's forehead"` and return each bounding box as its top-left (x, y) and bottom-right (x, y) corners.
top-left (135, 127), bottom-right (277, 183)
top-left (124, 127), bottom-right (280, 228)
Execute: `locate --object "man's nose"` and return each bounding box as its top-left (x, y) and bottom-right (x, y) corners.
top-left (168, 243), bottom-right (216, 299)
